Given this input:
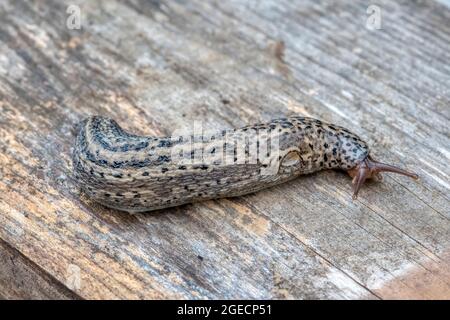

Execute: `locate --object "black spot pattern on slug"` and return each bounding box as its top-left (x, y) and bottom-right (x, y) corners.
top-left (158, 140), bottom-right (172, 148)
top-left (157, 155), bottom-right (171, 163)
top-left (73, 115), bottom-right (369, 212)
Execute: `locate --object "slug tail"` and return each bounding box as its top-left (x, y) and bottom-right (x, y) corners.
top-left (349, 156), bottom-right (418, 199)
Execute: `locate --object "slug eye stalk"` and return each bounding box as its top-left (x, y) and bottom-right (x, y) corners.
top-left (347, 156), bottom-right (419, 199)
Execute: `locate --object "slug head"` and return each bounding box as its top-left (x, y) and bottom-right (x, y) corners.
top-left (332, 128), bottom-right (418, 199)
top-left (347, 155), bottom-right (418, 199)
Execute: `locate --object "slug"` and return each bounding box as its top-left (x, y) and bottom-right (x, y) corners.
top-left (72, 115), bottom-right (418, 212)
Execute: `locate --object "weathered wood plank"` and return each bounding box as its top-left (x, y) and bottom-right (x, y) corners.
top-left (0, 0), bottom-right (449, 299)
top-left (0, 238), bottom-right (79, 299)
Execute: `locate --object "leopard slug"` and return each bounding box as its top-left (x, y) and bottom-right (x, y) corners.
top-left (72, 116), bottom-right (418, 212)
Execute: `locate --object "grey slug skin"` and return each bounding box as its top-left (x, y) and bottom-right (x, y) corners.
top-left (72, 116), bottom-right (369, 212)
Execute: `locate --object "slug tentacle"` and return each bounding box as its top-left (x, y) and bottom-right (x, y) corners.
top-left (348, 156), bottom-right (419, 199)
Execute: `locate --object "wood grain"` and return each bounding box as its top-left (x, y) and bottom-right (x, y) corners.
top-left (0, 238), bottom-right (79, 299)
top-left (0, 0), bottom-right (449, 299)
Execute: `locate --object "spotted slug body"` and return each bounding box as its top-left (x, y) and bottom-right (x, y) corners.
top-left (72, 116), bottom-right (418, 212)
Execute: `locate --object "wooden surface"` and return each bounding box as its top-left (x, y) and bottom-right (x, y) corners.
top-left (0, 0), bottom-right (449, 299)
